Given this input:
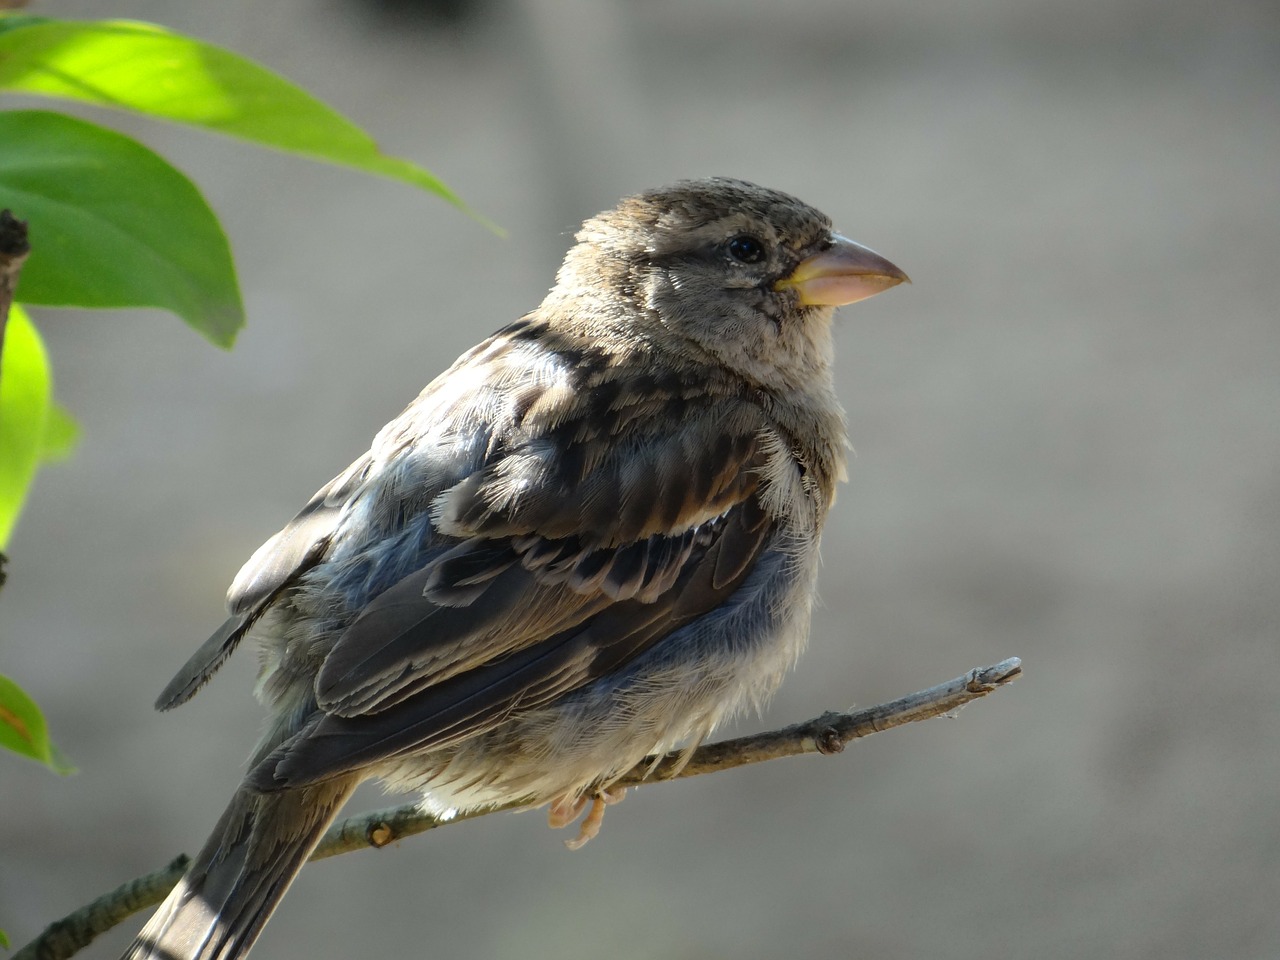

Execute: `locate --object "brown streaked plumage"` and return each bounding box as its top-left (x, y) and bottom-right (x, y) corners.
top-left (125, 178), bottom-right (908, 960)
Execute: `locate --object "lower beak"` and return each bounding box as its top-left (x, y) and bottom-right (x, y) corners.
top-left (774, 234), bottom-right (910, 307)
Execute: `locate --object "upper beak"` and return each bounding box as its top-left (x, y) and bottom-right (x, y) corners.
top-left (774, 234), bottom-right (910, 307)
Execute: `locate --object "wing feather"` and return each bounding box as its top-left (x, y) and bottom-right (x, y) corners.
top-left (159, 318), bottom-right (790, 802)
top-left (248, 496), bottom-right (774, 790)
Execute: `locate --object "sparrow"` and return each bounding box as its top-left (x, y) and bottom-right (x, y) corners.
top-left (123, 178), bottom-right (908, 960)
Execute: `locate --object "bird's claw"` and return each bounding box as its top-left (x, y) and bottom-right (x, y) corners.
top-left (548, 787), bottom-right (627, 849)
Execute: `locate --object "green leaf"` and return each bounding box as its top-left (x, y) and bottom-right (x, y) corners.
top-left (0, 17), bottom-right (481, 222)
top-left (0, 111), bottom-right (243, 345)
top-left (0, 304), bottom-right (49, 550)
top-left (39, 401), bottom-right (78, 462)
top-left (0, 672), bottom-right (73, 772)
top-left (0, 926), bottom-right (9, 948)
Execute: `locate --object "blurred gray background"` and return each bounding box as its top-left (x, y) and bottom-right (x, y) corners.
top-left (4, 0), bottom-right (1279, 957)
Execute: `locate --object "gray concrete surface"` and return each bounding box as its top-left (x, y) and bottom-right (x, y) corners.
top-left (3, 0), bottom-right (1279, 957)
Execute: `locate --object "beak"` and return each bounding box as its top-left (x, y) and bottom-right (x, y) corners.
top-left (774, 234), bottom-right (910, 307)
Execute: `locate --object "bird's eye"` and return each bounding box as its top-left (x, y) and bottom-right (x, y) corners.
top-left (726, 234), bottom-right (767, 264)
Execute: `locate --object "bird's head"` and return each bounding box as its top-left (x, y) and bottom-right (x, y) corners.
top-left (547, 177), bottom-right (908, 392)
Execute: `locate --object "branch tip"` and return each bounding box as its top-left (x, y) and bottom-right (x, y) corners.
top-left (968, 657), bottom-right (1022, 692)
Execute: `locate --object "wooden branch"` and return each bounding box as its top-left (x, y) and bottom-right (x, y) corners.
top-left (313, 657), bottom-right (1023, 858)
top-left (14, 657), bottom-right (1021, 960)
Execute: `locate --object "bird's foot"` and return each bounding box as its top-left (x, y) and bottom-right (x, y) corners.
top-left (547, 786), bottom-right (627, 850)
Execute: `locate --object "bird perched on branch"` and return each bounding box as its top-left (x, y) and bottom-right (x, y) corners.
top-left (123, 177), bottom-right (908, 960)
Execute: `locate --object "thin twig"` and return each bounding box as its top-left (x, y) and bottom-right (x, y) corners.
top-left (15, 657), bottom-right (1021, 960)
top-left (313, 657), bottom-right (1022, 858)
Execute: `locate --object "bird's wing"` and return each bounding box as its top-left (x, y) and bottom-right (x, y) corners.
top-left (249, 494), bottom-right (774, 791)
top-left (160, 315), bottom-right (787, 790)
top-left (242, 338), bottom-right (781, 789)
top-left (309, 376), bottom-right (772, 717)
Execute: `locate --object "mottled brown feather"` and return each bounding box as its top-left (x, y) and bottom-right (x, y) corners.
top-left (251, 495), bottom-right (774, 790)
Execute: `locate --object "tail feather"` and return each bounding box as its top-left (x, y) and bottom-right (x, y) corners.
top-left (123, 778), bottom-right (357, 960)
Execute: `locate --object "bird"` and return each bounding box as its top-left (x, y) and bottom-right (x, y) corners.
top-left (122, 177), bottom-right (908, 960)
